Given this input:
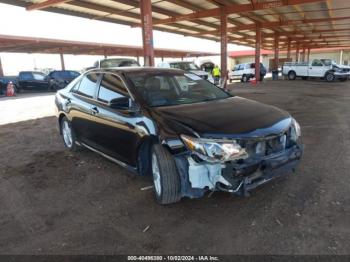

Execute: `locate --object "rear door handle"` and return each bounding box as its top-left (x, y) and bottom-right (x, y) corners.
top-left (91, 106), bottom-right (99, 115)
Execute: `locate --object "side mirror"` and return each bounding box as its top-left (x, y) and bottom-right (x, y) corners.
top-left (109, 97), bottom-right (130, 109)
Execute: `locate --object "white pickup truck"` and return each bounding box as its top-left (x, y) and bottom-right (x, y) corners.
top-left (282, 59), bottom-right (350, 82)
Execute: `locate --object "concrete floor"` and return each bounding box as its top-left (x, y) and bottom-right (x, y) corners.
top-left (0, 79), bottom-right (349, 254)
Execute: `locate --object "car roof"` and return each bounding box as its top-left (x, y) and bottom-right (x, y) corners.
top-left (86, 67), bottom-right (184, 74)
top-left (19, 71), bottom-right (46, 74)
top-left (168, 61), bottom-right (193, 64)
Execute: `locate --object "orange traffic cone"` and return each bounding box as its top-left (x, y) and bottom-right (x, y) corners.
top-left (6, 81), bottom-right (15, 97)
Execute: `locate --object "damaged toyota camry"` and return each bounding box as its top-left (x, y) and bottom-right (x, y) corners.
top-left (55, 68), bottom-right (303, 204)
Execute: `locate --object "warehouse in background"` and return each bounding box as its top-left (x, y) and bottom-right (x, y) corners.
top-left (229, 47), bottom-right (350, 72)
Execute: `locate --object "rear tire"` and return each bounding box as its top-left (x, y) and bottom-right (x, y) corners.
top-left (151, 144), bottom-right (181, 204)
top-left (60, 116), bottom-right (78, 152)
top-left (288, 71), bottom-right (296, 80)
top-left (325, 72), bottom-right (335, 82)
top-left (241, 75), bottom-right (249, 83)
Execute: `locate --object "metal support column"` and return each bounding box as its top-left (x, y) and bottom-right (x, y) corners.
top-left (307, 47), bottom-right (311, 62)
top-left (287, 38), bottom-right (291, 61)
top-left (340, 49), bottom-right (343, 64)
top-left (59, 50), bottom-right (65, 70)
top-left (274, 32), bottom-right (279, 70)
top-left (302, 46), bottom-right (306, 62)
top-left (220, 8), bottom-right (228, 87)
top-left (140, 0), bottom-right (154, 67)
top-left (255, 23), bottom-right (261, 82)
top-left (0, 56), bottom-right (3, 77)
top-left (295, 43), bottom-right (300, 62)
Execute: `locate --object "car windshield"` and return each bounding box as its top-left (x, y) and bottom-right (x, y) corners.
top-left (100, 59), bottom-right (140, 68)
top-left (170, 62), bottom-right (200, 71)
top-left (127, 72), bottom-right (231, 107)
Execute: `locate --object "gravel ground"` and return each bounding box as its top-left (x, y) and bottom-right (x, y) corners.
top-left (0, 79), bottom-right (349, 255)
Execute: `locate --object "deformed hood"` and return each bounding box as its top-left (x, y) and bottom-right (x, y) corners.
top-left (152, 96), bottom-right (291, 139)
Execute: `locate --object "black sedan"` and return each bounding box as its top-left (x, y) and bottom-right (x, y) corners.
top-left (55, 68), bottom-right (303, 204)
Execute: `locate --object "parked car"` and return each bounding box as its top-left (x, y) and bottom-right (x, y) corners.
top-left (93, 58), bottom-right (140, 69)
top-left (228, 62), bottom-right (267, 83)
top-left (0, 76), bottom-right (18, 95)
top-left (55, 68), bottom-right (303, 204)
top-left (158, 61), bottom-right (212, 82)
top-left (282, 59), bottom-right (350, 82)
top-left (47, 70), bottom-right (80, 91)
top-left (17, 71), bottom-right (50, 92)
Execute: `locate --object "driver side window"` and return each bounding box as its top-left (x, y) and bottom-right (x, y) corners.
top-left (312, 60), bottom-right (323, 66)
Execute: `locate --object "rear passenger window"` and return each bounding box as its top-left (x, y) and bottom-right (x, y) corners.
top-left (97, 74), bottom-right (129, 103)
top-left (77, 73), bottom-right (99, 98)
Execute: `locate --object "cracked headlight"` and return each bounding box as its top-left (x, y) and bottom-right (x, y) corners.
top-left (291, 118), bottom-right (301, 141)
top-left (180, 135), bottom-right (248, 162)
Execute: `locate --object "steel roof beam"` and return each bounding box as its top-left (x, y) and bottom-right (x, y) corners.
top-left (26, 0), bottom-right (72, 11)
top-left (191, 16), bottom-right (350, 36)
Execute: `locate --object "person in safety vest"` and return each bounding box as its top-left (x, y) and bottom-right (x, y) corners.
top-left (212, 65), bottom-right (221, 85)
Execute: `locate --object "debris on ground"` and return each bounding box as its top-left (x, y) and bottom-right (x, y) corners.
top-left (140, 185), bottom-right (153, 191)
top-left (142, 225), bottom-right (150, 233)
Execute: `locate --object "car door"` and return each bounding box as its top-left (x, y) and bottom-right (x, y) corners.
top-left (232, 64), bottom-right (242, 78)
top-left (32, 72), bottom-right (49, 90)
top-left (69, 72), bottom-right (101, 145)
top-left (309, 59), bottom-right (325, 77)
top-left (89, 73), bottom-right (141, 166)
top-left (18, 72), bottom-right (34, 90)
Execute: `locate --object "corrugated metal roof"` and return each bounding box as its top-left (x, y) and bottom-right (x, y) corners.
top-left (0, 0), bottom-right (349, 50)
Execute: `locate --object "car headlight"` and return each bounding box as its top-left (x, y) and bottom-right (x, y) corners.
top-left (291, 118), bottom-right (301, 141)
top-left (180, 134), bottom-right (248, 162)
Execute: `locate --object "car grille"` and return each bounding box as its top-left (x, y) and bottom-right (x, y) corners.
top-left (239, 129), bottom-right (292, 158)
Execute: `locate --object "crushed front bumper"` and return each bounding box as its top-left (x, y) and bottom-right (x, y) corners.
top-left (174, 144), bottom-right (303, 198)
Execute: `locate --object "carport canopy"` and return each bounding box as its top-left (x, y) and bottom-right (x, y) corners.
top-left (1, 0), bottom-right (350, 82)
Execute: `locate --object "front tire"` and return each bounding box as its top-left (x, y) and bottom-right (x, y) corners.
top-left (241, 75), bottom-right (249, 83)
top-left (60, 116), bottom-right (78, 152)
top-left (325, 72), bottom-right (335, 82)
top-left (151, 144), bottom-right (181, 204)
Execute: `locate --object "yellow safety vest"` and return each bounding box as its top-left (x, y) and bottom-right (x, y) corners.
top-left (213, 67), bottom-right (220, 77)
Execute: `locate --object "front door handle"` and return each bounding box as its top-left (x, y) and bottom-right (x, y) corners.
top-left (91, 106), bottom-right (99, 115)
